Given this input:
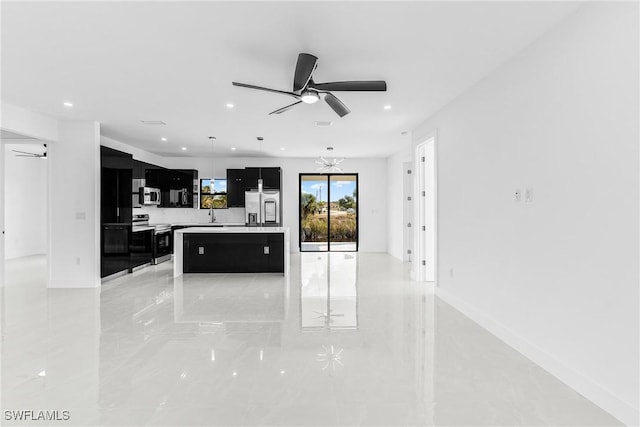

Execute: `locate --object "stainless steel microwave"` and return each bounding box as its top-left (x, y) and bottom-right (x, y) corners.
top-left (140, 187), bottom-right (161, 205)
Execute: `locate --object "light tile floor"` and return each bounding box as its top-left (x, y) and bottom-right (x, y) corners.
top-left (1, 254), bottom-right (623, 426)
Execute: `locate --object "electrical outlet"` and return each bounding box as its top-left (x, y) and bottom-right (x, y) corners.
top-left (198, 247), bottom-right (205, 255)
top-left (514, 189), bottom-right (522, 202)
top-left (263, 246), bottom-right (270, 255)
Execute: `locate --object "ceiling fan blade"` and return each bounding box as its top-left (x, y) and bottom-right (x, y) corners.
top-left (269, 101), bottom-right (303, 115)
top-left (232, 82), bottom-right (299, 99)
top-left (293, 53), bottom-right (318, 92)
top-left (12, 150), bottom-right (38, 156)
top-left (309, 81), bottom-right (387, 92)
top-left (324, 93), bottom-right (351, 117)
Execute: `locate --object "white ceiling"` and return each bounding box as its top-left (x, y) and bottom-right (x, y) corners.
top-left (1, 1), bottom-right (581, 159)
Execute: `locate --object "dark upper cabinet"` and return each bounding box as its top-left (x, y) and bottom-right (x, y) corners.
top-left (168, 169), bottom-right (198, 208)
top-left (244, 167), bottom-right (281, 190)
top-left (101, 146), bottom-right (133, 225)
top-left (150, 169), bottom-right (197, 208)
top-left (145, 167), bottom-right (167, 189)
top-left (227, 169), bottom-right (246, 207)
top-left (261, 167), bottom-right (281, 190)
top-left (244, 167), bottom-right (261, 190)
top-left (142, 167), bottom-right (197, 208)
top-left (133, 160), bottom-right (145, 179)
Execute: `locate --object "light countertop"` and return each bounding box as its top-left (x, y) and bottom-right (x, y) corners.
top-left (132, 226), bottom-right (155, 233)
top-left (170, 222), bottom-right (245, 227)
top-left (175, 226), bottom-right (288, 234)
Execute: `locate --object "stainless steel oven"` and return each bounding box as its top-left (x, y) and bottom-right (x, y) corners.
top-left (152, 224), bottom-right (172, 264)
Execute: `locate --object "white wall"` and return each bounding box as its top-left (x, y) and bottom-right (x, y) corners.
top-left (0, 142), bottom-right (4, 286)
top-left (413, 3), bottom-right (638, 425)
top-left (386, 141), bottom-right (411, 261)
top-left (4, 147), bottom-right (47, 259)
top-left (48, 121), bottom-right (101, 288)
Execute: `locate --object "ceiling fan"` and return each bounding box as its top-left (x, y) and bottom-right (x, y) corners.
top-left (12, 144), bottom-right (46, 159)
top-left (232, 53), bottom-right (387, 117)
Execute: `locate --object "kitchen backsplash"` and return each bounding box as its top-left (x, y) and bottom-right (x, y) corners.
top-left (137, 206), bottom-right (246, 224)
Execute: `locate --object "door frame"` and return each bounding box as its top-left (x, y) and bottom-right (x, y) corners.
top-left (414, 134), bottom-right (437, 282)
top-left (299, 173), bottom-right (359, 252)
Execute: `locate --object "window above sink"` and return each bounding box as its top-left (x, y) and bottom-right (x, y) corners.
top-left (200, 178), bottom-right (227, 209)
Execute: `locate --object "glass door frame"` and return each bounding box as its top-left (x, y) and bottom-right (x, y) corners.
top-left (298, 173), bottom-right (359, 252)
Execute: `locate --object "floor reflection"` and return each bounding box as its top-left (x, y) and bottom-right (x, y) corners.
top-left (1, 254), bottom-right (624, 426)
top-left (300, 253), bottom-right (358, 330)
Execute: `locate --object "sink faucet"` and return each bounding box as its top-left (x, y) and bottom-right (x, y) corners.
top-left (209, 206), bottom-right (216, 223)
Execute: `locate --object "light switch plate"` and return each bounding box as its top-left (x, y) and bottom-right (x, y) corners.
top-left (264, 246), bottom-right (270, 255)
top-left (198, 247), bottom-right (205, 255)
top-left (525, 188), bottom-right (533, 203)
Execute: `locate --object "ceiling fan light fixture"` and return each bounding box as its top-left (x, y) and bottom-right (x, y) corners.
top-left (300, 90), bottom-right (319, 104)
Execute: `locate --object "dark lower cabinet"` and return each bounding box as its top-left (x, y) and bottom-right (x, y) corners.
top-left (183, 233), bottom-right (284, 273)
top-left (130, 230), bottom-right (153, 269)
top-left (101, 224), bottom-right (131, 277)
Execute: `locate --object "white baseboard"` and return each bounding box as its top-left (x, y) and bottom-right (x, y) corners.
top-left (435, 287), bottom-right (639, 427)
top-left (47, 278), bottom-right (100, 288)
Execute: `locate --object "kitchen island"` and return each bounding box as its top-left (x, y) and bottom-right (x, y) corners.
top-left (173, 227), bottom-right (289, 277)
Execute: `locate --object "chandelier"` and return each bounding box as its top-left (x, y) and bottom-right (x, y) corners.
top-left (315, 157), bottom-right (344, 173)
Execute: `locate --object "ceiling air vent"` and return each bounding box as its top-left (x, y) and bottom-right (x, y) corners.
top-left (315, 121), bottom-right (332, 127)
top-left (140, 120), bottom-right (166, 125)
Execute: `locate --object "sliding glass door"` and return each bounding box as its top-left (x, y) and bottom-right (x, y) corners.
top-left (299, 174), bottom-right (358, 252)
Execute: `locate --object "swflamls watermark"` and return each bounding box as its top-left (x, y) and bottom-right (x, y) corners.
top-left (4, 410), bottom-right (70, 421)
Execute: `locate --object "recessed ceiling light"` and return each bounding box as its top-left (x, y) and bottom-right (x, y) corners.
top-left (384, 105), bottom-right (392, 110)
top-left (181, 147), bottom-right (187, 151)
top-left (280, 147), bottom-right (285, 151)
top-left (226, 103), bottom-right (234, 108)
top-left (63, 102), bottom-right (73, 107)
top-left (327, 146), bottom-right (334, 151)
top-left (231, 147), bottom-right (237, 151)
top-left (161, 137), bottom-right (167, 141)
top-left (315, 121), bottom-right (332, 127)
